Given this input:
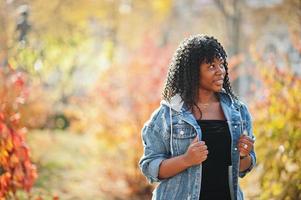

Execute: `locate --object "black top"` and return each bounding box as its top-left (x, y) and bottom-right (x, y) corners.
top-left (197, 120), bottom-right (232, 200)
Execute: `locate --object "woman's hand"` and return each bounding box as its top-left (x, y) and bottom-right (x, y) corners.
top-left (183, 136), bottom-right (208, 167)
top-left (238, 134), bottom-right (254, 157)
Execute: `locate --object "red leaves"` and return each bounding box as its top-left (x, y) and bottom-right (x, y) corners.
top-left (0, 69), bottom-right (37, 198)
top-left (11, 72), bottom-right (25, 90)
top-left (0, 125), bottom-right (38, 198)
top-left (91, 37), bottom-right (172, 198)
top-left (0, 173), bottom-right (11, 196)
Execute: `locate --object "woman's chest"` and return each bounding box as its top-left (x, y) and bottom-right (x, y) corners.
top-left (193, 103), bottom-right (225, 120)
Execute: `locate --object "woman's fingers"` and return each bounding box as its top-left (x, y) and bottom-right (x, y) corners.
top-left (190, 140), bottom-right (205, 149)
top-left (185, 137), bottom-right (209, 165)
top-left (191, 136), bottom-right (199, 144)
top-left (238, 136), bottom-right (254, 155)
top-left (238, 135), bottom-right (254, 149)
top-left (239, 138), bottom-right (253, 146)
top-left (198, 145), bottom-right (208, 152)
top-left (191, 141), bottom-right (206, 148)
top-left (238, 147), bottom-right (249, 155)
top-left (240, 135), bottom-right (255, 143)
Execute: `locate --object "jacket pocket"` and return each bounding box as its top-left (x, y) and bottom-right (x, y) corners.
top-left (172, 125), bottom-right (196, 155)
top-left (173, 125), bottom-right (196, 139)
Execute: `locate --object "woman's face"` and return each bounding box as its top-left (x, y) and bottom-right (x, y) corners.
top-left (199, 57), bottom-right (226, 92)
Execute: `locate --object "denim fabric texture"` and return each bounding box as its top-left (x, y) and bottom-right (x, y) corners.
top-left (138, 90), bottom-right (256, 200)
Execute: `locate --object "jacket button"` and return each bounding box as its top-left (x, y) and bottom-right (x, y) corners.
top-left (234, 148), bottom-right (238, 151)
top-left (234, 125), bottom-right (238, 128)
top-left (180, 130), bottom-right (184, 135)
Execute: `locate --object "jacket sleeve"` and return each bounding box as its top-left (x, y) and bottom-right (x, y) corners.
top-left (138, 122), bottom-right (170, 184)
top-left (239, 103), bottom-right (257, 178)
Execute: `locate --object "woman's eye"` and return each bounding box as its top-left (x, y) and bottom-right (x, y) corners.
top-left (209, 65), bottom-right (215, 69)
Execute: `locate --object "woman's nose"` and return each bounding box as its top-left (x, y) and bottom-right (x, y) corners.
top-left (215, 65), bottom-right (224, 75)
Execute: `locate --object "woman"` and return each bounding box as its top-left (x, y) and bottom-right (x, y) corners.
top-left (138, 34), bottom-right (256, 200)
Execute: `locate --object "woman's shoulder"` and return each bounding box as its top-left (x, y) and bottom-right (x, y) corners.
top-left (143, 104), bottom-right (170, 129)
top-left (234, 99), bottom-right (252, 121)
top-left (219, 90), bottom-right (249, 109)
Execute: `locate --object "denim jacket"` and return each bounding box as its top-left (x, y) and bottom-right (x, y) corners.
top-left (138, 90), bottom-right (256, 200)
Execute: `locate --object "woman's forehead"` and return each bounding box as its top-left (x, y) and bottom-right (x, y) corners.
top-left (203, 56), bottom-right (225, 64)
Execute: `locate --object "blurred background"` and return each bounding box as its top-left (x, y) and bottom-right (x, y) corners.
top-left (0, 0), bottom-right (300, 199)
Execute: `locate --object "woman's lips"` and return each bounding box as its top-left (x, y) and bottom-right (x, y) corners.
top-left (213, 78), bottom-right (224, 86)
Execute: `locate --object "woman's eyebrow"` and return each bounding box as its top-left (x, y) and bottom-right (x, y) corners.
top-left (215, 59), bottom-right (224, 65)
top-left (210, 60), bottom-right (224, 65)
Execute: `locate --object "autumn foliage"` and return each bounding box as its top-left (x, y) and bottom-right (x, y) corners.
top-left (250, 45), bottom-right (301, 199)
top-left (91, 37), bottom-right (172, 199)
top-left (0, 66), bottom-right (37, 199)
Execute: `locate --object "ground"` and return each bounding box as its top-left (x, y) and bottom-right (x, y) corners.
top-left (16, 129), bottom-right (261, 200)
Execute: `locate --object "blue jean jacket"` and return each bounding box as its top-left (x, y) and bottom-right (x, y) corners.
top-left (138, 91), bottom-right (256, 200)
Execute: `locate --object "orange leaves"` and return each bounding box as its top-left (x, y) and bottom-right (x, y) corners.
top-left (10, 72), bottom-right (25, 90)
top-left (91, 37), bottom-right (171, 198)
top-left (0, 68), bottom-right (37, 198)
top-left (0, 172), bottom-right (11, 196)
top-left (0, 123), bottom-right (38, 198)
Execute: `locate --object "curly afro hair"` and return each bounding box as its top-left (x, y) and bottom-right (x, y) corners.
top-left (162, 34), bottom-right (237, 112)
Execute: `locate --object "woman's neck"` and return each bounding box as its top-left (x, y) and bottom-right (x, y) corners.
top-left (197, 89), bottom-right (218, 104)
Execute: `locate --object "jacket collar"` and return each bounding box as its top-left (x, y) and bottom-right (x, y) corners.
top-left (160, 93), bottom-right (184, 112)
top-left (160, 88), bottom-right (235, 113)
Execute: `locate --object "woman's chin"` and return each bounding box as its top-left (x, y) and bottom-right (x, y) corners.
top-left (213, 85), bottom-right (223, 92)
